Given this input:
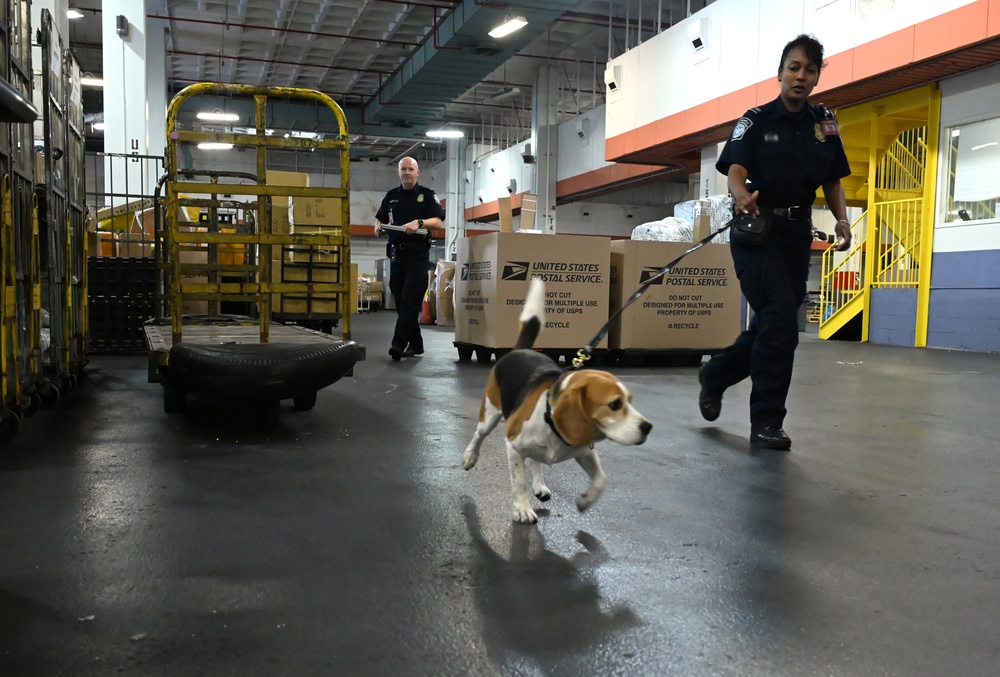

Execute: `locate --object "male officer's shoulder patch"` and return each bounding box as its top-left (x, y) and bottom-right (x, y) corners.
top-left (731, 116), bottom-right (753, 141)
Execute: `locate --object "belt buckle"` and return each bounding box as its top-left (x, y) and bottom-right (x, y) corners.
top-left (788, 206), bottom-right (807, 220)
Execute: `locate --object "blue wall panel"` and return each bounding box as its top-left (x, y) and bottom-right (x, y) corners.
top-left (869, 288), bottom-right (917, 346)
top-left (927, 250), bottom-right (1000, 352)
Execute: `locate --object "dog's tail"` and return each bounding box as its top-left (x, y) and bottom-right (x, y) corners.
top-left (514, 277), bottom-right (546, 350)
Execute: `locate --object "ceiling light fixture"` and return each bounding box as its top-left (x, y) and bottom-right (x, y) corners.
top-left (92, 122), bottom-right (106, 131)
top-left (488, 15), bottom-right (527, 39)
top-left (68, 9), bottom-right (84, 19)
top-left (426, 129), bottom-right (464, 139)
top-left (197, 142), bottom-right (234, 150)
top-left (197, 109), bottom-right (240, 122)
top-left (80, 75), bottom-right (104, 88)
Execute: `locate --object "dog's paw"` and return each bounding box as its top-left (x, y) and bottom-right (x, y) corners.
top-left (576, 491), bottom-right (599, 513)
top-left (513, 503), bottom-right (539, 524)
top-left (461, 447), bottom-right (479, 471)
top-left (534, 487), bottom-right (552, 502)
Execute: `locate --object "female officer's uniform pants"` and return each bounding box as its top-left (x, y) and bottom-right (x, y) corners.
top-left (700, 216), bottom-right (813, 428)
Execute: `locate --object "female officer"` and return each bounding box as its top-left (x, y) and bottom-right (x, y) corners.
top-left (697, 34), bottom-right (853, 450)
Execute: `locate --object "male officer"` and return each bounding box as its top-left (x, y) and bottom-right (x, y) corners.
top-left (375, 156), bottom-right (445, 361)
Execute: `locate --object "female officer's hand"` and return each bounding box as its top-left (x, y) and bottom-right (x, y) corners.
top-left (736, 190), bottom-right (760, 216)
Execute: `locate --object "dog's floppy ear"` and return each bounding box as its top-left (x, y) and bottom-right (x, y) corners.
top-left (551, 379), bottom-right (597, 446)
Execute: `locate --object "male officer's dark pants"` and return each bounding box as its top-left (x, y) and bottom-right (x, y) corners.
top-left (700, 217), bottom-right (812, 428)
top-left (389, 248), bottom-right (430, 353)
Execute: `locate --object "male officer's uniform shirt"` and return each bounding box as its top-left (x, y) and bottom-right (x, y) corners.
top-left (375, 183), bottom-right (445, 255)
top-left (717, 97), bottom-right (851, 209)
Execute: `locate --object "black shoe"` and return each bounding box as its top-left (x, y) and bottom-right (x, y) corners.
top-left (751, 426), bottom-right (792, 450)
top-left (388, 346), bottom-right (403, 361)
top-left (401, 345), bottom-right (424, 358)
top-left (698, 367), bottom-right (722, 422)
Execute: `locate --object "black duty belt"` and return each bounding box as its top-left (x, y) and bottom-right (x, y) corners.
top-left (762, 205), bottom-right (810, 220)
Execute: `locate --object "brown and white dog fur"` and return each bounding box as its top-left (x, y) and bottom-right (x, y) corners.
top-left (462, 278), bottom-right (652, 524)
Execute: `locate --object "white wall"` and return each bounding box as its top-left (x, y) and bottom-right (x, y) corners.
top-left (936, 61), bottom-right (1000, 254)
top-left (605, 0), bottom-right (978, 139)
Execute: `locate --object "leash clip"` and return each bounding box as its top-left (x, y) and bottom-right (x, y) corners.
top-left (572, 348), bottom-right (591, 369)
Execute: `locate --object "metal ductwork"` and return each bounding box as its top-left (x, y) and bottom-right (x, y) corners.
top-left (362, 0), bottom-right (584, 133)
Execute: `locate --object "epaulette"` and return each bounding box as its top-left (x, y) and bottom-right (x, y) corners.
top-left (815, 103), bottom-right (836, 120)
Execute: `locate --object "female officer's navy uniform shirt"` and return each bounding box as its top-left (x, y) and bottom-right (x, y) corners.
top-left (375, 183), bottom-right (445, 257)
top-left (716, 97), bottom-right (851, 209)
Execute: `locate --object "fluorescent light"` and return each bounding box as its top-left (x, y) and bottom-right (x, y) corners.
top-left (426, 129), bottom-right (464, 138)
top-left (488, 15), bottom-right (527, 39)
top-left (197, 142), bottom-right (234, 150)
top-left (68, 9), bottom-right (84, 19)
top-left (80, 76), bottom-right (104, 87)
top-left (487, 86), bottom-right (520, 102)
top-left (197, 110), bottom-right (240, 122)
top-left (92, 122), bottom-right (106, 131)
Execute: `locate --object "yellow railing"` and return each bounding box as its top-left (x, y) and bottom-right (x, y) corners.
top-left (872, 198), bottom-right (921, 288)
top-left (819, 213), bottom-right (866, 324)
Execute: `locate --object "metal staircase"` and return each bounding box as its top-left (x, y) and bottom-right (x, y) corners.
top-left (818, 85), bottom-right (941, 344)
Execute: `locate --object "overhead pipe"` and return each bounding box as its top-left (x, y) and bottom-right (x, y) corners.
top-left (167, 49), bottom-right (390, 79)
top-left (432, 6), bottom-right (464, 51)
top-left (147, 14), bottom-right (418, 48)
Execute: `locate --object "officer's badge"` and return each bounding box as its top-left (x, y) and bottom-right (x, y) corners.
top-left (417, 193), bottom-right (424, 202)
top-left (732, 117), bottom-right (753, 141)
top-left (815, 123), bottom-right (825, 142)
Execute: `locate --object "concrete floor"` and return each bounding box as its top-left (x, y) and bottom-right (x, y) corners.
top-left (1, 310), bottom-right (998, 676)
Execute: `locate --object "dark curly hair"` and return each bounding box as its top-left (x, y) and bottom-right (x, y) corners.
top-left (778, 34), bottom-right (825, 75)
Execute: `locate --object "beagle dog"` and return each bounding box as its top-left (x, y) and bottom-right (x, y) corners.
top-left (462, 278), bottom-right (652, 524)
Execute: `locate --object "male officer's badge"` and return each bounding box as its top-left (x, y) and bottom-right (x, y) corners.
top-left (732, 117), bottom-right (753, 141)
top-left (417, 193), bottom-right (424, 202)
top-left (815, 123), bottom-right (825, 142)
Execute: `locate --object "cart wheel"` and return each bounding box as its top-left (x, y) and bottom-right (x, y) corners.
top-left (456, 345), bottom-right (473, 362)
top-left (0, 409), bottom-right (22, 444)
top-left (256, 401), bottom-right (281, 430)
top-left (66, 373), bottom-right (78, 390)
top-left (38, 382), bottom-right (60, 409)
top-left (163, 383), bottom-right (185, 413)
top-left (292, 391), bottom-right (317, 411)
top-left (23, 391), bottom-right (42, 418)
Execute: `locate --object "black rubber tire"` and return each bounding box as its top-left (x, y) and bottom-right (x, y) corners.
top-left (38, 382), bottom-right (60, 409)
top-left (163, 383), bottom-right (185, 413)
top-left (256, 401), bottom-right (281, 430)
top-left (292, 391), bottom-right (317, 411)
top-left (0, 409), bottom-right (22, 444)
top-left (23, 391), bottom-right (42, 417)
top-left (167, 340), bottom-right (361, 403)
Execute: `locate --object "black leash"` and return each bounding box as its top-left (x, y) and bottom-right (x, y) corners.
top-left (570, 216), bottom-right (738, 369)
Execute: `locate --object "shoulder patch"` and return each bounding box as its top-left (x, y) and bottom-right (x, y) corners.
top-left (731, 116), bottom-right (753, 141)
top-left (821, 119), bottom-right (839, 137)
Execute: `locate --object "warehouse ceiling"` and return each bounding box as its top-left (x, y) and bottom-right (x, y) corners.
top-left (68, 0), bottom-right (714, 163)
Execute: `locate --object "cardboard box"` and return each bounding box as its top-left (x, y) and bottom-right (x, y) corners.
top-left (435, 261), bottom-right (456, 326)
top-left (272, 204), bottom-right (290, 234)
top-left (455, 232), bottom-right (610, 349)
top-left (609, 240), bottom-right (740, 350)
top-left (265, 170), bottom-right (310, 207)
top-left (693, 200), bottom-right (712, 241)
top-left (290, 196), bottom-right (343, 227)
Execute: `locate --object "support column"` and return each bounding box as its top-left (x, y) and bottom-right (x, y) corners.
top-left (699, 142), bottom-right (728, 198)
top-left (102, 0), bottom-right (168, 201)
top-left (443, 137), bottom-right (467, 261)
top-left (531, 65), bottom-right (560, 234)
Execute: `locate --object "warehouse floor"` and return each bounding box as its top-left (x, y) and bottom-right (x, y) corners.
top-left (1, 310), bottom-right (998, 676)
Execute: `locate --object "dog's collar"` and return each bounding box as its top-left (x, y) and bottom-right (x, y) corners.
top-left (544, 377), bottom-right (595, 449)
top-left (544, 394), bottom-right (571, 446)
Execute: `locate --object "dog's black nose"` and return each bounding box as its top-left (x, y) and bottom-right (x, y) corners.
top-left (640, 421), bottom-right (652, 435)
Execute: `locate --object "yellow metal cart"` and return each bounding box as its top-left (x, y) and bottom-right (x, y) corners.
top-left (144, 84), bottom-right (364, 427)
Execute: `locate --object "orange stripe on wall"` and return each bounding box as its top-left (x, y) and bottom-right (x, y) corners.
top-left (607, 0), bottom-right (997, 161)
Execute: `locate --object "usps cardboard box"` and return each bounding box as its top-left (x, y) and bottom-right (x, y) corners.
top-left (455, 232), bottom-right (610, 349)
top-left (609, 240), bottom-right (740, 350)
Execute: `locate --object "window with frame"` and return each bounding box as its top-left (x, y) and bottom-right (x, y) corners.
top-left (945, 117), bottom-right (1000, 223)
